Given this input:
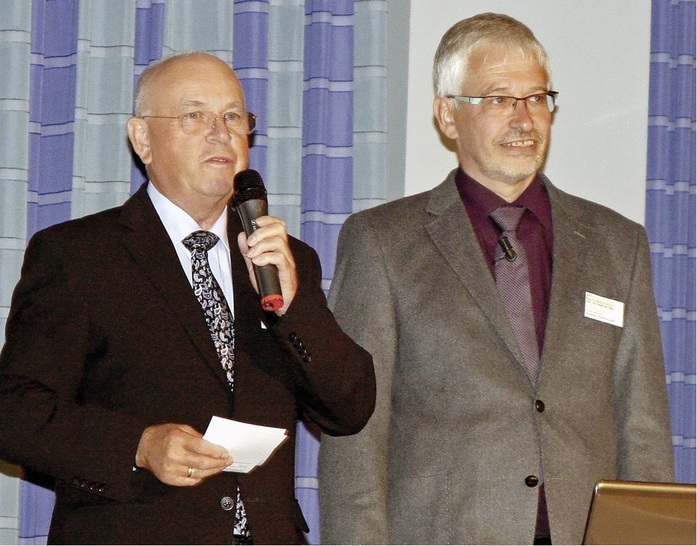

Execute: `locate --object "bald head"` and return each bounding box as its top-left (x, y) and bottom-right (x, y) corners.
top-left (134, 52), bottom-right (238, 116)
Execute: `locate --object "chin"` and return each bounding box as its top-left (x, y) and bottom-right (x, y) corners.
top-left (196, 184), bottom-right (233, 202)
top-left (491, 164), bottom-right (539, 185)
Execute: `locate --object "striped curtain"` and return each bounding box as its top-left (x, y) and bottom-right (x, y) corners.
top-left (0, 1), bottom-right (387, 544)
top-left (645, 0), bottom-right (696, 484)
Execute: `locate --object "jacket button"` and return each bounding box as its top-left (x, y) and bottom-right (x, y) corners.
top-left (525, 475), bottom-right (539, 487)
top-left (534, 400), bottom-right (545, 412)
top-left (288, 332), bottom-right (298, 342)
top-left (220, 496), bottom-right (234, 511)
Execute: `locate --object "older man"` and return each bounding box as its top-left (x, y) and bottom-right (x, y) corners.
top-left (0, 52), bottom-right (375, 544)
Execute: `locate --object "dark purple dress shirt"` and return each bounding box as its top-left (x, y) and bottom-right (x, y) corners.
top-left (455, 168), bottom-right (554, 540)
top-left (455, 168), bottom-right (553, 354)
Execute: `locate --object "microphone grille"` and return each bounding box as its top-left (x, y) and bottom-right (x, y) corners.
top-left (234, 169), bottom-right (265, 192)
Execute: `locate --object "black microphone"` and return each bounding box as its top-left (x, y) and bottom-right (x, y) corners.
top-left (497, 236), bottom-right (517, 262)
top-left (232, 169), bottom-right (284, 312)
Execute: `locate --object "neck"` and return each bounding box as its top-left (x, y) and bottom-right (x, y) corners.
top-left (471, 172), bottom-right (537, 203)
top-left (194, 207), bottom-right (226, 231)
top-left (173, 196), bottom-right (228, 231)
top-left (495, 182), bottom-right (530, 203)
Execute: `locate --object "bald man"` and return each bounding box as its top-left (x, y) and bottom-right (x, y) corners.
top-left (0, 52), bottom-right (374, 545)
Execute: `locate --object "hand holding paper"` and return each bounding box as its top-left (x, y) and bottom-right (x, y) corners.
top-left (203, 416), bottom-right (288, 473)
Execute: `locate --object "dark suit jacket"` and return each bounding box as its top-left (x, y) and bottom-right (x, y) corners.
top-left (319, 170), bottom-right (674, 544)
top-left (0, 184), bottom-right (375, 544)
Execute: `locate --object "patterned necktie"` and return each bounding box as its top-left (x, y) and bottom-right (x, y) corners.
top-left (182, 230), bottom-right (250, 538)
top-left (182, 230), bottom-right (235, 388)
top-left (490, 207), bottom-right (540, 383)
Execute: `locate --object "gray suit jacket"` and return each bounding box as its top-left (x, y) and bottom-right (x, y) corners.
top-left (319, 170), bottom-right (674, 545)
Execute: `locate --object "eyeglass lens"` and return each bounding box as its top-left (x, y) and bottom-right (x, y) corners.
top-left (180, 111), bottom-right (256, 135)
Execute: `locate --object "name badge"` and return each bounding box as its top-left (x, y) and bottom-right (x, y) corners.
top-left (584, 292), bottom-right (624, 327)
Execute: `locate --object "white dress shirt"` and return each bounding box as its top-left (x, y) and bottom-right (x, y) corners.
top-left (147, 182), bottom-right (235, 314)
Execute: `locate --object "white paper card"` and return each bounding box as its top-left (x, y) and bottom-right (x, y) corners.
top-left (203, 416), bottom-right (288, 473)
top-left (584, 292), bottom-right (624, 327)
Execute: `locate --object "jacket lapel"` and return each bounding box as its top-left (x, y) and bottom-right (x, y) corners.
top-left (538, 178), bottom-right (595, 374)
top-left (117, 185), bottom-right (231, 388)
top-left (424, 173), bottom-right (527, 369)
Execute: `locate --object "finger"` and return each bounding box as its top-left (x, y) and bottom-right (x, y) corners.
top-left (187, 436), bottom-right (231, 459)
top-left (185, 454), bottom-right (233, 476)
top-left (236, 232), bottom-right (296, 280)
top-left (248, 214), bottom-right (286, 231)
top-left (162, 453), bottom-right (231, 487)
top-left (184, 438), bottom-right (233, 470)
top-left (243, 227), bottom-right (293, 262)
top-left (181, 454), bottom-right (232, 484)
top-left (183, 458), bottom-right (230, 481)
top-left (245, 216), bottom-right (288, 248)
top-left (237, 232), bottom-right (260, 292)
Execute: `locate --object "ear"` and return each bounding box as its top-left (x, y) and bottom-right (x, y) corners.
top-left (127, 117), bottom-right (153, 165)
top-left (433, 96), bottom-right (459, 140)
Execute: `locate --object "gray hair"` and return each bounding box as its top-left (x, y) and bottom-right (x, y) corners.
top-left (432, 13), bottom-right (552, 97)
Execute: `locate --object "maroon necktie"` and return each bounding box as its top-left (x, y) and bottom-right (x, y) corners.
top-left (491, 207), bottom-right (540, 383)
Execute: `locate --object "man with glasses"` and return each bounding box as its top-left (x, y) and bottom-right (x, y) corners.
top-left (0, 52), bottom-right (375, 544)
top-left (319, 13), bottom-right (673, 545)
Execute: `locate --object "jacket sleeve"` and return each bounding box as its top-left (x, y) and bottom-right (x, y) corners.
top-left (266, 237), bottom-right (376, 437)
top-left (0, 230), bottom-right (155, 503)
top-left (318, 213), bottom-right (394, 544)
top-left (613, 226), bottom-right (675, 481)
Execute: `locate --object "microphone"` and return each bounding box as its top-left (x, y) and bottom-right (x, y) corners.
top-left (232, 169), bottom-right (284, 312)
top-left (497, 236), bottom-right (517, 262)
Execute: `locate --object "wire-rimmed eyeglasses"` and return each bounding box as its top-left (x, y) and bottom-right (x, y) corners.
top-left (140, 110), bottom-right (257, 135)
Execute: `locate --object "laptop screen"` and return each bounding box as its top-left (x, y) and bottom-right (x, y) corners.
top-left (582, 480), bottom-right (696, 545)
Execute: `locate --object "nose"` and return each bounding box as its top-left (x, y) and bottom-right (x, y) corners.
top-left (511, 98), bottom-right (526, 111)
top-left (207, 116), bottom-right (231, 142)
top-left (510, 99), bottom-right (534, 130)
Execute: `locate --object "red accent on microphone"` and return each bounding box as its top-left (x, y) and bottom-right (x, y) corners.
top-left (261, 294), bottom-right (284, 312)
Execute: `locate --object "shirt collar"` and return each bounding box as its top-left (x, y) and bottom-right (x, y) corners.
top-left (146, 182), bottom-right (230, 251)
top-left (455, 168), bottom-right (552, 230)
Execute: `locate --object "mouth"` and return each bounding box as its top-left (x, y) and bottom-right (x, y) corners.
top-left (501, 139), bottom-right (536, 149)
top-left (204, 156), bottom-right (234, 165)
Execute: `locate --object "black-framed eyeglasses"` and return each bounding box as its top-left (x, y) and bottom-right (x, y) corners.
top-left (141, 110), bottom-right (257, 135)
top-left (446, 91), bottom-right (558, 115)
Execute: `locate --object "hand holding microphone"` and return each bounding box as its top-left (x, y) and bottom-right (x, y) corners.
top-left (233, 169), bottom-right (292, 312)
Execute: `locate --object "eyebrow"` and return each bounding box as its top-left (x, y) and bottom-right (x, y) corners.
top-left (181, 99), bottom-right (244, 110)
top-left (480, 85), bottom-right (549, 96)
